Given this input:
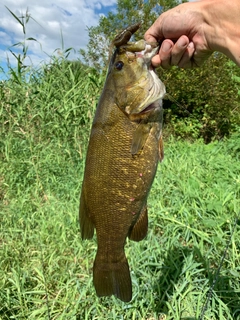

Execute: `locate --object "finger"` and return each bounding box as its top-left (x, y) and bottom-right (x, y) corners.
top-left (144, 17), bottom-right (165, 43)
top-left (144, 33), bottom-right (158, 43)
top-left (151, 54), bottom-right (161, 68)
top-left (158, 40), bottom-right (174, 69)
top-left (178, 42), bottom-right (195, 68)
top-left (170, 36), bottom-right (190, 66)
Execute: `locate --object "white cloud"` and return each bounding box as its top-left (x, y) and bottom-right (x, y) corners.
top-left (0, 0), bottom-right (117, 69)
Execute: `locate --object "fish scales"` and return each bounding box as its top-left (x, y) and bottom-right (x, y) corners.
top-left (80, 24), bottom-right (165, 302)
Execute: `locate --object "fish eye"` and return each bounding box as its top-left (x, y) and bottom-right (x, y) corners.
top-left (115, 61), bottom-right (124, 70)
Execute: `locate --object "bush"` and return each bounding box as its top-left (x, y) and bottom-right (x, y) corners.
top-left (159, 54), bottom-right (240, 142)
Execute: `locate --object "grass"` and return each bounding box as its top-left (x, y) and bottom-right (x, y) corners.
top-left (0, 131), bottom-right (239, 319)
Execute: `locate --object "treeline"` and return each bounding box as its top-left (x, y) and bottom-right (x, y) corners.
top-left (1, 1), bottom-right (240, 146)
top-left (159, 55), bottom-right (240, 142)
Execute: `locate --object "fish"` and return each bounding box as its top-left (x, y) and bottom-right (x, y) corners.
top-left (79, 23), bottom-right (166, 302)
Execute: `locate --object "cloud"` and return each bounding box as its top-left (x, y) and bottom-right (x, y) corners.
top-left (0, 0), bottom-right (117, 69)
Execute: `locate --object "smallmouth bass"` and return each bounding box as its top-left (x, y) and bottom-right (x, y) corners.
top-left (80, 23), bottom-right (165, 302)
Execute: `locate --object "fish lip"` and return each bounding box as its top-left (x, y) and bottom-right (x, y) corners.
top-left (136, 43), bottom-right (159, 63)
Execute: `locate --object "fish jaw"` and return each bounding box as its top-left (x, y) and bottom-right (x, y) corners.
top-left (135, 68), bottom-right (165, 115)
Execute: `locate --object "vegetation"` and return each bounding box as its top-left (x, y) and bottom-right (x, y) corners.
top-left (80, 0), bottom-right (183, 70)
top-left (81, 0), bottom-right (240, 142)
top-left (1, 122), bottom-right (240, 319)
top-left (0, 3), bottom-right (240, 320)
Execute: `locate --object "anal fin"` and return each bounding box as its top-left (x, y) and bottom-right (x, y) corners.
top-left (128, 205), bottom-right (148, 241)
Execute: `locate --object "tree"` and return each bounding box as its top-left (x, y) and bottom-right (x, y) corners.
top-left (80, 0), bottom-right (240, 141)
top-left (80, 0), bottom-right (181, 70)
top-left (159, 54), bottom-right (240, 142)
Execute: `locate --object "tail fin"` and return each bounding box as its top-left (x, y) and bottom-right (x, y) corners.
top-left (93, 253), bottom-right (132, 302)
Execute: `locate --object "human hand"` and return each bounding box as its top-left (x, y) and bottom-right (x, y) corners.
top-left (144, 2), bottom-right (213, 69)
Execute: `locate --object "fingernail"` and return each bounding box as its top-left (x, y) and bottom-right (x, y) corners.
top-left (162, 41), bottom-right (172, 52)
top-left (177, 37), bottom-right (188, 48)
top-left (188, 42), bottom-right (194, 49)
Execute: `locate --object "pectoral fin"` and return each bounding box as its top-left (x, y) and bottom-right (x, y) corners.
top-left (128, 205), bottom-right (148, 241)
top-left (79, 188), bottom-right (94, 239)
top-left (131, 123), bottom-right (151, 155)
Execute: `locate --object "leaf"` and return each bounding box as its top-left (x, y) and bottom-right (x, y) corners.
top-left (26, 37), bottom-right (37, 41)
top-left (5, 6), bottom-right (24, 27)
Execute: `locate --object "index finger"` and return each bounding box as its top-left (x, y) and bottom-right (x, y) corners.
top-left (144, 23), bottom-right (164, 43)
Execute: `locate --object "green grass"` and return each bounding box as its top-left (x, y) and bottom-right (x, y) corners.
top-left (1, 133), bottom-right (239, 319)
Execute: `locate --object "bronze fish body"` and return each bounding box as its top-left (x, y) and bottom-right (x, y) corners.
top-left (80, 24), bottom-right (165, 302)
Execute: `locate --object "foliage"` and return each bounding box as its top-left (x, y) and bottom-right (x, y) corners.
top-left (5, 7), bottom-right (40, 84)
top-left (80, 0), bottom-right (181, 70)
top-left (80, 0), bottom-right (240, 142)
top-left (1, 58), bottom-right (104, 158)
top-left (161, 54), bottom-right (240, 142)
top-left (1, 135), bottom-right (239, 319)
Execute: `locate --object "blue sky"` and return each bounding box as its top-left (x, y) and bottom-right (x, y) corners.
top-left (0, 0), bottom-right (117, 78)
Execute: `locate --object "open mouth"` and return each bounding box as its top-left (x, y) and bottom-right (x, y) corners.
top-left (139, 101), bottom-right (158, 114)
top-left (131, 67), bottom-right (165, 116)
top-left (125, 41), bottom-right (166, 117)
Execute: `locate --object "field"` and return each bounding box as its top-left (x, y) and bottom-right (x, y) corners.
top-left (1, 111), bottom-right (240, 319)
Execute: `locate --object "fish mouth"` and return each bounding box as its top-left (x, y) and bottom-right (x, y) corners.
top-left (134, 67), bottom-right (165, 115)
top-left (136, 43), bottom-right (159, 61)
top-left (138, 100), bottom-right (159, 115)
top-left (122, 41), bottom-right (166, 117)
top-left (133, 43), bottom-right (166, 115)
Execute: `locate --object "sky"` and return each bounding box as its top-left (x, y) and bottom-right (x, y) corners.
top-left (0, 0), bottom-right (117, 76)
top-left (0, 1), bottom-right (196, 78)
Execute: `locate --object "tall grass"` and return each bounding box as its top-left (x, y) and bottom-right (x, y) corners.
top-left (1, 130), bottom-right (239, 319)
top-left (1, 8), bottom-right (240, 320)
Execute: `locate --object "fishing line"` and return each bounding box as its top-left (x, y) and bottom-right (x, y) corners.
top-left (198, 216), bottom-right (239, 320)
top-left (164, 93), bottom-right (191, 116)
